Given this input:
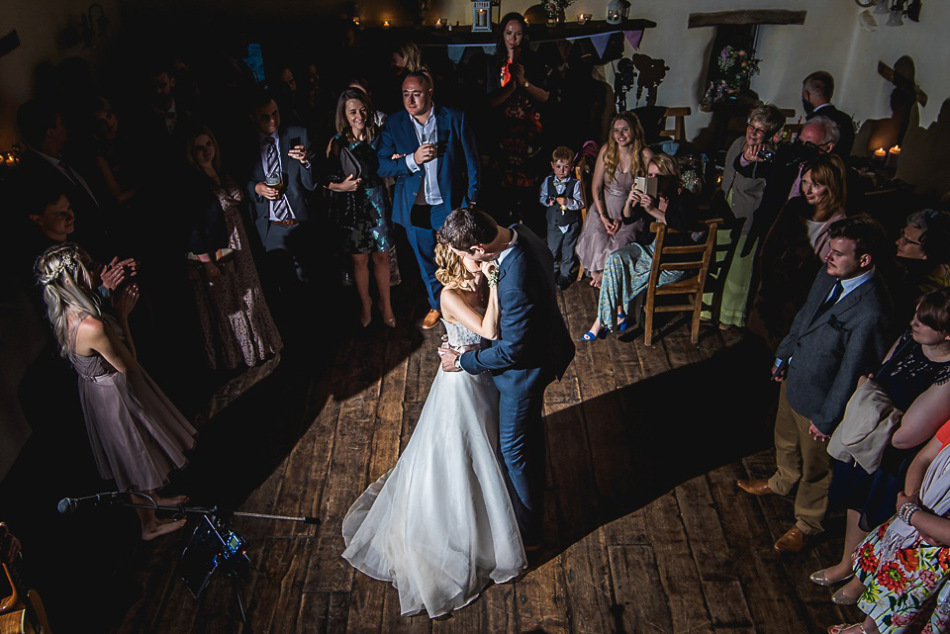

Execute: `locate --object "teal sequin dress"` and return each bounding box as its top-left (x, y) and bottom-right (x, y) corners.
top-left (327, 133), bottom-right (394, 254)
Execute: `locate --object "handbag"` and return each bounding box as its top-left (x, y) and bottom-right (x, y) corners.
top-left (339, 145), bottom-right (362, 179)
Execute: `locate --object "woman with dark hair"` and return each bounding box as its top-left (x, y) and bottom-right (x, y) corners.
top-left (487, 12), bottom-right (550, 226)
top-left (325, 88), bottom-right (396, 328)
top-left (750, 153), bottom-right (848, 348)
top-left (575, 111), bottom-right (653, 288)
top-left (184, 126), bottom-right (282, 369)
top-left (814, 288), bottom-right (950, 609)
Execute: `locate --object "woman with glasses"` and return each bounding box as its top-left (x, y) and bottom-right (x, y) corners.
top-left (750, 153), bottom-right (849, 349)
top-left (706, 104), bottom-right (785, 330)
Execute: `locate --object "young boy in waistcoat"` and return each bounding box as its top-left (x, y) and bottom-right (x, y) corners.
top-left (540, 146), bottom-right (584, 290)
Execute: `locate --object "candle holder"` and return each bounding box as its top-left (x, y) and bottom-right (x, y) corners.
top-left (435, 17), bottom-right (447, 28)
top-left (471, 0), bottom-right (492, 32)
top-left (577, 13), bottom-right (592, 25)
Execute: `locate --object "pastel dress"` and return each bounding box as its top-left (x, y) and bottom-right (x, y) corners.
top-left (575, 169), bottom-right (645, 273)
top-left (69, 317), bottom-right (196, 492)
top-left (341, 319), bottom-right (527, 618)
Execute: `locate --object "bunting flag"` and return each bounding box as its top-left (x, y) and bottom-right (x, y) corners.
top-left (589, 32), bottom-right (612, 58)
top-left (447, 44), bottom-right (466, 64)
top-left (623, 29), bottom-right (643, 49)
top-left (482, 45), bottom-right (494, 55)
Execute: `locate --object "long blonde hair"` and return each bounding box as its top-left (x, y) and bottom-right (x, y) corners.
top-left (34, 243), bottom-right (104, 357)
top-left (434, 243), bottom-right (477, 292)
top-left (603, 112), bottom-right (649, 183)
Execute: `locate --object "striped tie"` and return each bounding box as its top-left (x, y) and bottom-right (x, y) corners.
top-left (266, 139), bottom-right (294, 222)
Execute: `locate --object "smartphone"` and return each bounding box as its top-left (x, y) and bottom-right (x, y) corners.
top-left (289, 136), bottom-right (301, 149)
top-left (771, 358), bottom-right (788, 380)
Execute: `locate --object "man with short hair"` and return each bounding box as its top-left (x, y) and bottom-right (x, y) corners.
top-left (243, 90), bottom-right (317, 336)
top-left (378, 71), bottom-right (480, 330)
top-left (802, 71), bottom-right (855, 158)
top-left (737, 216), bottom-right (891, 553)
top-left (438, 207), bottom-right (574, 548)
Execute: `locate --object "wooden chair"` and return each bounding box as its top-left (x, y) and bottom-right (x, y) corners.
top-left (643, 218), bottom-right (722, 346)
top-left (658, 107), bottom-right (691, 143)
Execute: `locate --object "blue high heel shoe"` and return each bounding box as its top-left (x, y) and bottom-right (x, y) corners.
top-left (581, 329), bottom-right (607, 342)
top-left (616, 311), bottom-right (629, 332)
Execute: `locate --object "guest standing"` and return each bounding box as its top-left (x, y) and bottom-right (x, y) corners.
top-left (575, 112), bottom-right (653, 288)
top-left (35, 243), bottom-right (195, 540)
top-left (325, 89), bottom-right (397, 328)
top-left (185, 127), bottom-right (282, 369)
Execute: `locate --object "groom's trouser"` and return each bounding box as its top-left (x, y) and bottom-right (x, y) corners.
top-left (497, 368), bottom-right (550, 543)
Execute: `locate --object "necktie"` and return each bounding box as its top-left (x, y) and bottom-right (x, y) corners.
top-left (816, 280), bottom-right (844, 318)
top-left (265, 139), bottom-right (293, 222)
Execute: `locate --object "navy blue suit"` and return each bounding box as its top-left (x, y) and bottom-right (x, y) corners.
top-left (377, 106), bottom-right (479, 310)
top-left (458, 225), bottom-right (575, 541)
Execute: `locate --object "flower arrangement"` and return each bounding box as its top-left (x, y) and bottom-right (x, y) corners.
top-left (542, 0), bottom-right (577, 20)
top-left (717, 45), bottom-right (761, 90)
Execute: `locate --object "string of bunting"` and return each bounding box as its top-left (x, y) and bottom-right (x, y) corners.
top-left (445, 28), bottom-right (643, 64)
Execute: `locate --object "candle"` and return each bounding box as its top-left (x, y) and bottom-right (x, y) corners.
top-left (382, 18), bottom-right (391, 28)
top-left (873, 147), bottom-right (886, 159)
top-left (352, 16), bottom-right (360, 26)
top-left (477, 9), bottom-right (487, 27)
top-left (3, 153), bottom-right (14, 166)
top-left (577, 13), bottom-right (592, 24)
top-left (435, 17), bottom-right (446, 28)
top-left (886, 145), bottom-right (901, 170)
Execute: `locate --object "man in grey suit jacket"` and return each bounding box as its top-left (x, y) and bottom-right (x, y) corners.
top-left (738, 217), bottom-right (891, 553)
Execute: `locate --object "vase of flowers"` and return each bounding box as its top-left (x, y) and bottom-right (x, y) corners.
top-left (717, 45), bottom-right (761, 91)
top-left (543, 0), bottom-right (575, 24)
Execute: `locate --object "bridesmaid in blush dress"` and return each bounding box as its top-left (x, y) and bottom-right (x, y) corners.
top-left (36, 243), bottom-right (196, 540)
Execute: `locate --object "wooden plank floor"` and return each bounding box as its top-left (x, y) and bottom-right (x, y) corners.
top-left (3, 279), bottom-right (868, 633)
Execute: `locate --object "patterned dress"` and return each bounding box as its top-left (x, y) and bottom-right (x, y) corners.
top-left (189, 178), bottom-right (283, 369)
top-left (326, 133), bottom-right (394, 254)
top-left (853, 500), bottom-right (950, 631)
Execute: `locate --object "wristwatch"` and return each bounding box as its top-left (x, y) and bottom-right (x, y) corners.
top-left (523, 80), bottom-right (531, 89)
top-left (454, 354), bottom-right (463, 370)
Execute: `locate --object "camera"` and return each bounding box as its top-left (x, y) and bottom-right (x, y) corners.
top-left (757, 147), bottom-right (775, 162)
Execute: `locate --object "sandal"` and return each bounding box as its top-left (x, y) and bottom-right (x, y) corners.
top-left (581, 330), bottom-right (607, 342)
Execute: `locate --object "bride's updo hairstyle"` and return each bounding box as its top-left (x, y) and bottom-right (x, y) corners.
top-left (35, 242), bottom-right (103, 357)
top-left (434, 243), bottom-right (477, 292)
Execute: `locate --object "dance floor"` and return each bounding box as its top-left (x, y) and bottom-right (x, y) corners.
top-left (1, 278), bottom-right (866, 633)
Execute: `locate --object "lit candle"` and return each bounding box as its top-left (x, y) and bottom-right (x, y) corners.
top-left (3, 153), bottom-right (13, 166)
top-left (352, 16), bottom-right (360, 26)
top-left (577, 13), bottom-right (592, 24)
top-left (873, 147), bottom-right (886, 159)
top-left (435, 17), bottom-right (445, 28)
top-left (382, 18), bottom-right (391, 28)
top-left (886, 145), bottom-right (901, 169)
top-left (477, 9), bottom-right (487, 27)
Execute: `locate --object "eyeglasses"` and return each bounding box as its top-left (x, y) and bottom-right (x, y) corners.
top-left (898, 229), bottom-right (922, 246)
top-left (746, 122), bottom-right (769, 135)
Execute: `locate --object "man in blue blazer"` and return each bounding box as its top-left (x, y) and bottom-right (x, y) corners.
top-left (738, 217), bottom-right (891, 553)
top-left (244, 90), bottom-right (317, 335)
top-left (438, 208), bottom-right (575, 547)
top-left (378, 71), bottom-right (480, 329)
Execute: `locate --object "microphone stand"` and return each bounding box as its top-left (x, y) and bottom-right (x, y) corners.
top-left (57, 491), bottom-right (321, 626)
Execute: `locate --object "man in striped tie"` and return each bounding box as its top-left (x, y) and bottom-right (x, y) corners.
top-left (245, 90), bottom-right (318, 338)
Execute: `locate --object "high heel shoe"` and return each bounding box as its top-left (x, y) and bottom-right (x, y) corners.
top-left (616, 311), bottom-right (629, 332)
top-left (809, 568), bottom-right (854, 587)
top-left (581, 329), bottom-right (607, 342)
top-left (383, 316), bottom-right (396, 328)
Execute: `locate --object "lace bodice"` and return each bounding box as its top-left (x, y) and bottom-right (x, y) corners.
top-left (443, 319), bottom-right (485, 349)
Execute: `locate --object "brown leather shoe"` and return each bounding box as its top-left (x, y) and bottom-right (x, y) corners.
top-left (773, 527), bottom-right (807, 553)
top-left (421, 309), bottom-right (442, 330)
top-left (736, 478), bottom-right (773, 496)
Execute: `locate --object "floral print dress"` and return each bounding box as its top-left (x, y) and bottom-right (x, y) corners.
top-left (853, 508), bottom-right (950, 631)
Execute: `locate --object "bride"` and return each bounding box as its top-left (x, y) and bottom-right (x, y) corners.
top-left (342, 243), bottom-right (527, 618)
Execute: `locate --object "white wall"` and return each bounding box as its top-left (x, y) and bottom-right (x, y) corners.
top-left (0, 0), bottom-right (120, 148)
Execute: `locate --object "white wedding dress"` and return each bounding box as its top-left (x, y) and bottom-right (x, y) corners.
top-left (341, 319), bottom-right (527, 618)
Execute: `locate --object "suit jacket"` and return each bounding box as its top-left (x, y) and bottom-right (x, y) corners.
top-left (808, 104), bottom-right (856, 159)
top-left (377, 105), bottom-right (479, 231)
top-left (18, 149), bottom-right (109, 258)
top-left (243, 125), bottom-right (317, 245)
top-left (776, 269), bottom-right (891, 435)
top-left (460, 225), bottom-right (575, 383)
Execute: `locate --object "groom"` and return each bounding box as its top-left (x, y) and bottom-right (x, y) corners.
top-left (438, 208), bottom-right (575, 547)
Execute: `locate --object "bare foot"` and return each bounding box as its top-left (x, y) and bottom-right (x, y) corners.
top-left (153, 494), bottom-right (189, 507)
top-left (141, 518), bottom-right (187, 541)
